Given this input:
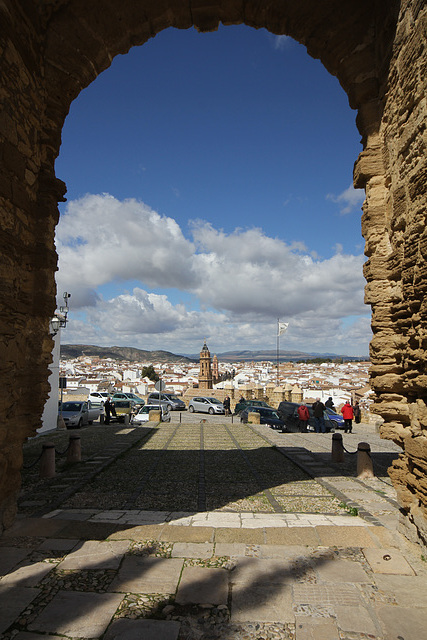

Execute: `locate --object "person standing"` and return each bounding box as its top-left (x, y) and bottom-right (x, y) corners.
top-left (341, 401), bottom-right (354, 433)
top-left (223, 395), bottom-right (231, 416)
top-left (353, 401), bottom-right (361, 424)
top-left (104, 397), bottom-right (113, 425)
top-left (312, 398), bottom-right (326, 433)
top-left (297, 403), bottom-right (310, 432)
top-left (325, 396), bottom-right (335, 411)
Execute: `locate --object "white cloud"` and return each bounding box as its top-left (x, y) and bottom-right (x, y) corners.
top-left (56, 193), bottom-right (197, 304)
top-left (326, 185), bottom-right (365, 215)
top-left (273, 35), bottom-right (292, 51)
top-left (56, 193), bottom-right (371, 355)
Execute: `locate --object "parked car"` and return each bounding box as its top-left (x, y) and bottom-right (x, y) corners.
top-left (324, 407), bottom-right (346, 430)
top-left (59, 400), bottom-right (101, 428)
top-left (111, 400), bottom-right (134, 424)
top-left (234, 399), bottom-right (272, 415)
top-left (240, 406), bottom-right (285, 429)
top-left (147, 392), bottom-right (186, 410)
top-left (88, 392), bottom-right (110, 405)
top-left (188, 396), bottom-right (225, 414)
top-left (277, 401), bottom-right (335, 433)
top-left (132, 404), bottom-right (171, 424)
top-left (111, 392), bottom-right (145, 407)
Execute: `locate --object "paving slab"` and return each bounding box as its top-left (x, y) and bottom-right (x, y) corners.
top-left (231, 583), bottom-right (293, 623)
top-left (28, 590), bottom-right (123, 638)
top-left (314, 558), bottom-right (370, 583)
top-left (372, 573), bottom-right (427, 606)
top-left (37, 538), bottom-right (80, 552)
top-left (334, 604), bottom-right (379, 635)
top-left (264, 527), bottom-right (320, 546)
top-left (214, 528), bottom-right (264, 544)
top-left (159, 525), bottom-right (214, 543)
top-left (109, 524), bottom-right (165, 540)
top-left (55, 520), bottom-right (120, 540)
top-left (14, 633), bottom-right (63, 640)
top-left (260, 545), bottom-right (312, 559)
top-left (109, 556), bottom-right (184, 594)
top-left (0, 547), bottom-right (31, 575)
top-left (0, 560), bottom-right (56, 587)
top-left (363, 547), bottom-right (415, 574)
top-left (295, 617), bottom-right (339, 640)
top-left (59, 539), bottom-right (130, 570)
top-left (375, 604), bottom-right (427, 638)
top-left (171, 542), bottom-right (214, 559)
top-left (175, 566), bottom-right (228, 605)
top-left (104, 618), bottom-right (180, 640)
top-left (214, 543), bottom-right (247, 557)
top-left (0, 586), bottom-right (39, 633)
top-left (231, 557), bottom-right (295, 586)
top-left (51, 511), bottom-right (94, 521)
top-left (365, 526), bottom-right (399, 548)
top-left (315, 525), bottom-right (378, 547)
top-left (3, 517), bottom-right (67, 538)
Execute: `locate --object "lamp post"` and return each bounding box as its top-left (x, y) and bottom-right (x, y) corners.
top-left (49, 292), bottom-right (71, 426)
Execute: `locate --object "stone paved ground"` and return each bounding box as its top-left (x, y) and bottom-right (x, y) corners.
top-left (1, 418), bottom-right (426, 639)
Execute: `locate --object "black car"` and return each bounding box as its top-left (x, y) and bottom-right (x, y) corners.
top-left (277, 401), bottom-right (335, 433)
top-left (234, 399), bottom-right (272, 415)
top-left (240, 406), bottom-right (285, 430)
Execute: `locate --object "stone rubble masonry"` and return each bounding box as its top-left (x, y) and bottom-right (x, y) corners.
top-left (0, 0), bottom-right (427, 550)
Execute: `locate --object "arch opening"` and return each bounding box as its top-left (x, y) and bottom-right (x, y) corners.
top-left (1, 0), bottom-right (427, 551)
top-left (55, 24), bottom-right (369, 358)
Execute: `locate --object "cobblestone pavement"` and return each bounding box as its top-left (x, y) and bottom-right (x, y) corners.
top-left (1, 418), bottom-right (426, 639)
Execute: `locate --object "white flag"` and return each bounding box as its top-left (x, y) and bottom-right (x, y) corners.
top-left (278, 322), bottom-right (289, 337)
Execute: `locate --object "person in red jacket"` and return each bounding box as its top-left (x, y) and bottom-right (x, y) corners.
top-left (297, 403), bottom-right (310, 432)
top-left (341, 401), bottom-right (354, 433)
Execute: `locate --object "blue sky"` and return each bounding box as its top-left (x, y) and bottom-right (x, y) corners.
top-left (55, 24), bottom-right (370, 356)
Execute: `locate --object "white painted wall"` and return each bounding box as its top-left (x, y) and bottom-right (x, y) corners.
top-left (40, 330), bottom-right (61, 434)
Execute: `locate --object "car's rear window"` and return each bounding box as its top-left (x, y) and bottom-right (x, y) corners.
top-left (61, 402), bottom-right (82, 411)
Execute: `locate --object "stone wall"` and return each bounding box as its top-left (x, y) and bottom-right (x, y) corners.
top-left (0, 0), bottom-right (426, 547)
top-left (361, 0), bottom-right (427, 547)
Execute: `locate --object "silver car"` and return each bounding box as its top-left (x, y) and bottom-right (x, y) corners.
top-left (188, 396), bottom-right (225, 414)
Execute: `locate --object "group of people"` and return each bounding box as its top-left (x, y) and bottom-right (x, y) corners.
top-left (297, 397), bottom-right (362, 433)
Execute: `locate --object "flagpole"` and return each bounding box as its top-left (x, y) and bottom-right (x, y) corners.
top-left (276, 318), bottom-right (279, 385)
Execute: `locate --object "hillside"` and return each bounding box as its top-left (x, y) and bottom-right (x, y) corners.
top-left (183, 349), bottom-right (367, 362)
top-left (60, 344), bottom-right (196, 364)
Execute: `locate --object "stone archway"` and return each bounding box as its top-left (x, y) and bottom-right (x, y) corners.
top-left (1, 1), bottom-right (426, 547)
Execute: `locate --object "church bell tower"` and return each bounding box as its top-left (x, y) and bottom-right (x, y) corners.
top-left (198, 340), bottom-right (213, 390)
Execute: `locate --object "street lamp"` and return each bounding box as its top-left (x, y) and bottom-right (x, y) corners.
top-left (49, 292), bottom-right (71, 337)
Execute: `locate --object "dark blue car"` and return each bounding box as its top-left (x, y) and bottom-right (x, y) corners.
top-left (324, 407), bottom-right (346, 430)
top-left (240, 406), bottom-right (285, 430)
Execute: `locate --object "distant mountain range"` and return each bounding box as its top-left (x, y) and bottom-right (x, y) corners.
top-left (184, 349), bottom-right (368, 362)
top-left (61, 344), bottom-right (367, 363)
top-left (60, 344), bottom-right (196, 363)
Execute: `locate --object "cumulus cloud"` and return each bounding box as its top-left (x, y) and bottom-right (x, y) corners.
top-left (56, 193), bottom-right (371, 355)
top-left (326, 185), bottom-right (365, 215)
top-left (56, 193), bottom-right (197, 305)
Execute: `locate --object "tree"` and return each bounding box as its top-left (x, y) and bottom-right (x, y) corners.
top-left (141, 365), bottom-right (159, 382)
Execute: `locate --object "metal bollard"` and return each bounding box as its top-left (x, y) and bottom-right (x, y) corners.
top-left (40, 442), bottom-right (56, 478)
top-left (331, 432), bottom-right (344, 462)
top-left (67, 435), bottom-right (81, 463)
top-left (99, 413), bottom-right (105, 424)
top-left (357, 441), bottom-right (374, 479)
